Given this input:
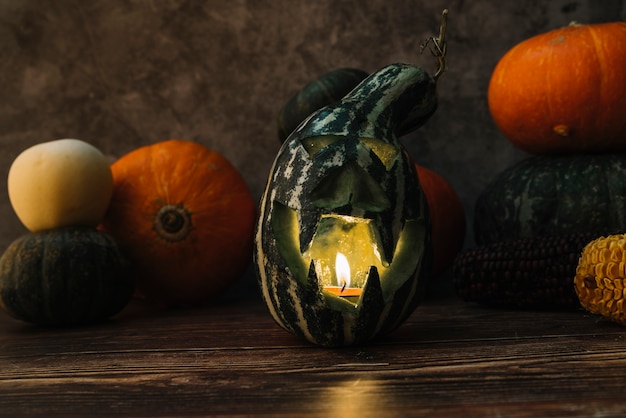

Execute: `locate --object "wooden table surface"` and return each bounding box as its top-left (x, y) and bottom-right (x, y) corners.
top-left (2, 288), bottom-right (626, 417)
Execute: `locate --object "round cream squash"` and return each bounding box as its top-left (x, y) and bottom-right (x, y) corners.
top-left (8, 138), bottom-right (113, 232)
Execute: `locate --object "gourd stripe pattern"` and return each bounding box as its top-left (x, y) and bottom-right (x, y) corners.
top-left (277, 68), bottom-right (369, 142)
top-left (453, 231), bottom-right (604, 310)
top-left (294, 64), bottom-right (436, 142)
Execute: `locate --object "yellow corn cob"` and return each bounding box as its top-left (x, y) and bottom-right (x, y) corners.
top-left (575, 234), bottom-right (626, 324)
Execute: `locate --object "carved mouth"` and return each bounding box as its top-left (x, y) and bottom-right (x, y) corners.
top-left (301, 214), bottom-right (387, 290)
top-left (271, 202), bottom-right (425, 303)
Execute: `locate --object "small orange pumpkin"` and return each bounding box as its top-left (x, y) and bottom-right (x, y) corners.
top-left (102, 140), bottom-right (257, 306)
top-left (488, 22), bottom-right (626, 154)
top-left (415, 165), bottom-right (465, 275)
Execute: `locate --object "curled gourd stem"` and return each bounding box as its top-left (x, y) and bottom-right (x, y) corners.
top-left (421, 8), bottom-right (448, 80)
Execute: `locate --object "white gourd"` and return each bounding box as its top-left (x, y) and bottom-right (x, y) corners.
top-left (8, 138), bottom-right (113, 232)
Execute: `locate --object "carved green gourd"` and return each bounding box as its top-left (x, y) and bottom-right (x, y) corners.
top-left (255, 10), bottom-right (448, 347)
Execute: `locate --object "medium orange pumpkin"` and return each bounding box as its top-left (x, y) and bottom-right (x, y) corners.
top-left (488, 22), bottom-right (626, 154)
top-left (101, 140), bottom-right (257, 306)
top-left (415, 165), bottom-right (465, 275)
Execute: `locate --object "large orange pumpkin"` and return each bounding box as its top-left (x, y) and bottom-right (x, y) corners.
top-left (488, 22), bottom-right (626, 154)
top-left (102, 140), bottom-right (257, 306)
top-left (415, 165), bottom-right (465, 275)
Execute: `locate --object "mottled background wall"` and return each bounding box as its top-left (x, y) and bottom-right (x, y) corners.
top-left (0, 0), bottom-right (623, 296)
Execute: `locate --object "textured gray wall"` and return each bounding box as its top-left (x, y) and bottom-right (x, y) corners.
top-left (0, 0), bottom-right (623, 295)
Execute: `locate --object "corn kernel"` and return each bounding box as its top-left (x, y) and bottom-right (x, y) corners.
top-left (595, 263), bottom-right (606, 278)
top-left (606, 262), bottom-right (620, 279)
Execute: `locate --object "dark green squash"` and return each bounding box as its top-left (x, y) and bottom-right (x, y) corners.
top-left (277, 68), bottom-right (369, 142)
top-left (474, 154), bottom-right (626, 245)
top-left (255, 11), bottom-right (447, 347)
top-left (0, 226), bottom-right (134, 326)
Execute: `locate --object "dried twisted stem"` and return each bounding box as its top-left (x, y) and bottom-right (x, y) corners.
top-left (421, 8), bottom-right (448, 80)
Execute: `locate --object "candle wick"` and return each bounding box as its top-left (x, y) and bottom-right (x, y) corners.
top-left (341, 282), bottom-right (346, 293)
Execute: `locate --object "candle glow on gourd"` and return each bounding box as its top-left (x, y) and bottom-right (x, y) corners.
top-left (302, 214), bottom-right (386, 303)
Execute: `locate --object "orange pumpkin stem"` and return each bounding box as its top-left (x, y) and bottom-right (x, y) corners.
top-left (154, 204), bottom-right (192, 242)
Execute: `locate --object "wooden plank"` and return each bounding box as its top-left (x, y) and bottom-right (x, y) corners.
top-left (1, 296), bottom-right (626, 417)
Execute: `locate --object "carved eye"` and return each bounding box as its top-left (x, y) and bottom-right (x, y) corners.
top-left (301, 136), bottom-right (341, 157)
top-left (360, 138), bottom-right (399, 171)
top-left (301, 136), bottom-right (399, 171)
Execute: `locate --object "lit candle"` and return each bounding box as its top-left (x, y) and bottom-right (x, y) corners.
top-left (324, 252), bottom-right (362, 298)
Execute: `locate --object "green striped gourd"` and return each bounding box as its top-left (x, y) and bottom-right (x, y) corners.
top-left (254, 7), bottom-right (451, 345)
top-left (255, 65), bottom-right (435, 347)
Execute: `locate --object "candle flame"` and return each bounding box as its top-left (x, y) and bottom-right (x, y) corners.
top-left (335, 252), bottom-right (351, 290)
